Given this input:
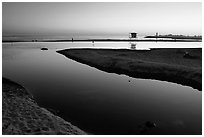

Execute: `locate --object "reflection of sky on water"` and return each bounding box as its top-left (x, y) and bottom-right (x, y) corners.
top-left (2, 43), bottom-right (202, 134)
top-left (3, 41), bottom-right (201, 50)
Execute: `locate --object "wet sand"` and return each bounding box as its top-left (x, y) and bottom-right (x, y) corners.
top-left (2, 78), bottom-right (86, 135)
top-left (57, 48), bottom-right (202, 91)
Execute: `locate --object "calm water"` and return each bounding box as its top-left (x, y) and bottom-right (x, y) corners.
top-left (2, 42), bottom-right (202, 134)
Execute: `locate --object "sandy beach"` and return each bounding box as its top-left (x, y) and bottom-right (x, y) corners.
top-left (2, 78), bottom-right (86, 135)
top-left (57, 48), bottom-right (202, 91)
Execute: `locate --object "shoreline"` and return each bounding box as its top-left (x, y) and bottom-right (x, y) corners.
top-left (57, 48), bottom-right (202, 91)
top-left (2, 38), bottom-right (202, 43)
top-left (2, 77), bottom-right (86, 135)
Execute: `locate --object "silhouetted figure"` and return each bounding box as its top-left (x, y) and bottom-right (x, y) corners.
top-left (156, 32), bottom-right (158, 42)
top-left (72, 38), bottom-right (74, 42)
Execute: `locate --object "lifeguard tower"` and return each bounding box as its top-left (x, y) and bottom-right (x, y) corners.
top-left (129, 32), bottom-right (137, 40)
top-left (129, 32), bottom-right (137, 50)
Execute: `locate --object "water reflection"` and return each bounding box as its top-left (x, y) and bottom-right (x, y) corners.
top-left (129, 42), bottom-right (137, 50)
top-left (2, 43), bottom-right (202, 135)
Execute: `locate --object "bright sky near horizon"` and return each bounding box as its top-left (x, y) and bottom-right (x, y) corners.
top-left (2, 2), bottom-right (202, 36)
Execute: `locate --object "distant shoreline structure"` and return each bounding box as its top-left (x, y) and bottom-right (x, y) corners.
top-left (145, 34), bottom-right (202, 40)
top-left (2, 33), bottom-right (202, 43)
top-left (2, 38), bottom-right (202, 43)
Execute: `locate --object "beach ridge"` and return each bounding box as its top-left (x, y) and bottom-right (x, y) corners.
top-left (2, 77), bottom-right (86, 135)
top-left (57, 48), bottom-right (201, 91)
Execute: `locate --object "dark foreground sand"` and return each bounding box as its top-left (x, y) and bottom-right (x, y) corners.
top-left (57, 48), bottom-right (202, 91)
top-left (2, 78), bottom-right (86, 135)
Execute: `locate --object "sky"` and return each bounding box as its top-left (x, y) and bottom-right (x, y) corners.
top-left (2, 2), bottom-right (202, 37)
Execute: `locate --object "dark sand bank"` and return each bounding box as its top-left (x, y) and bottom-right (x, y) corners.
top-left (57, 48), bottom-right (202, 91)
top-left (2, 78), bottom-right (86, 135)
